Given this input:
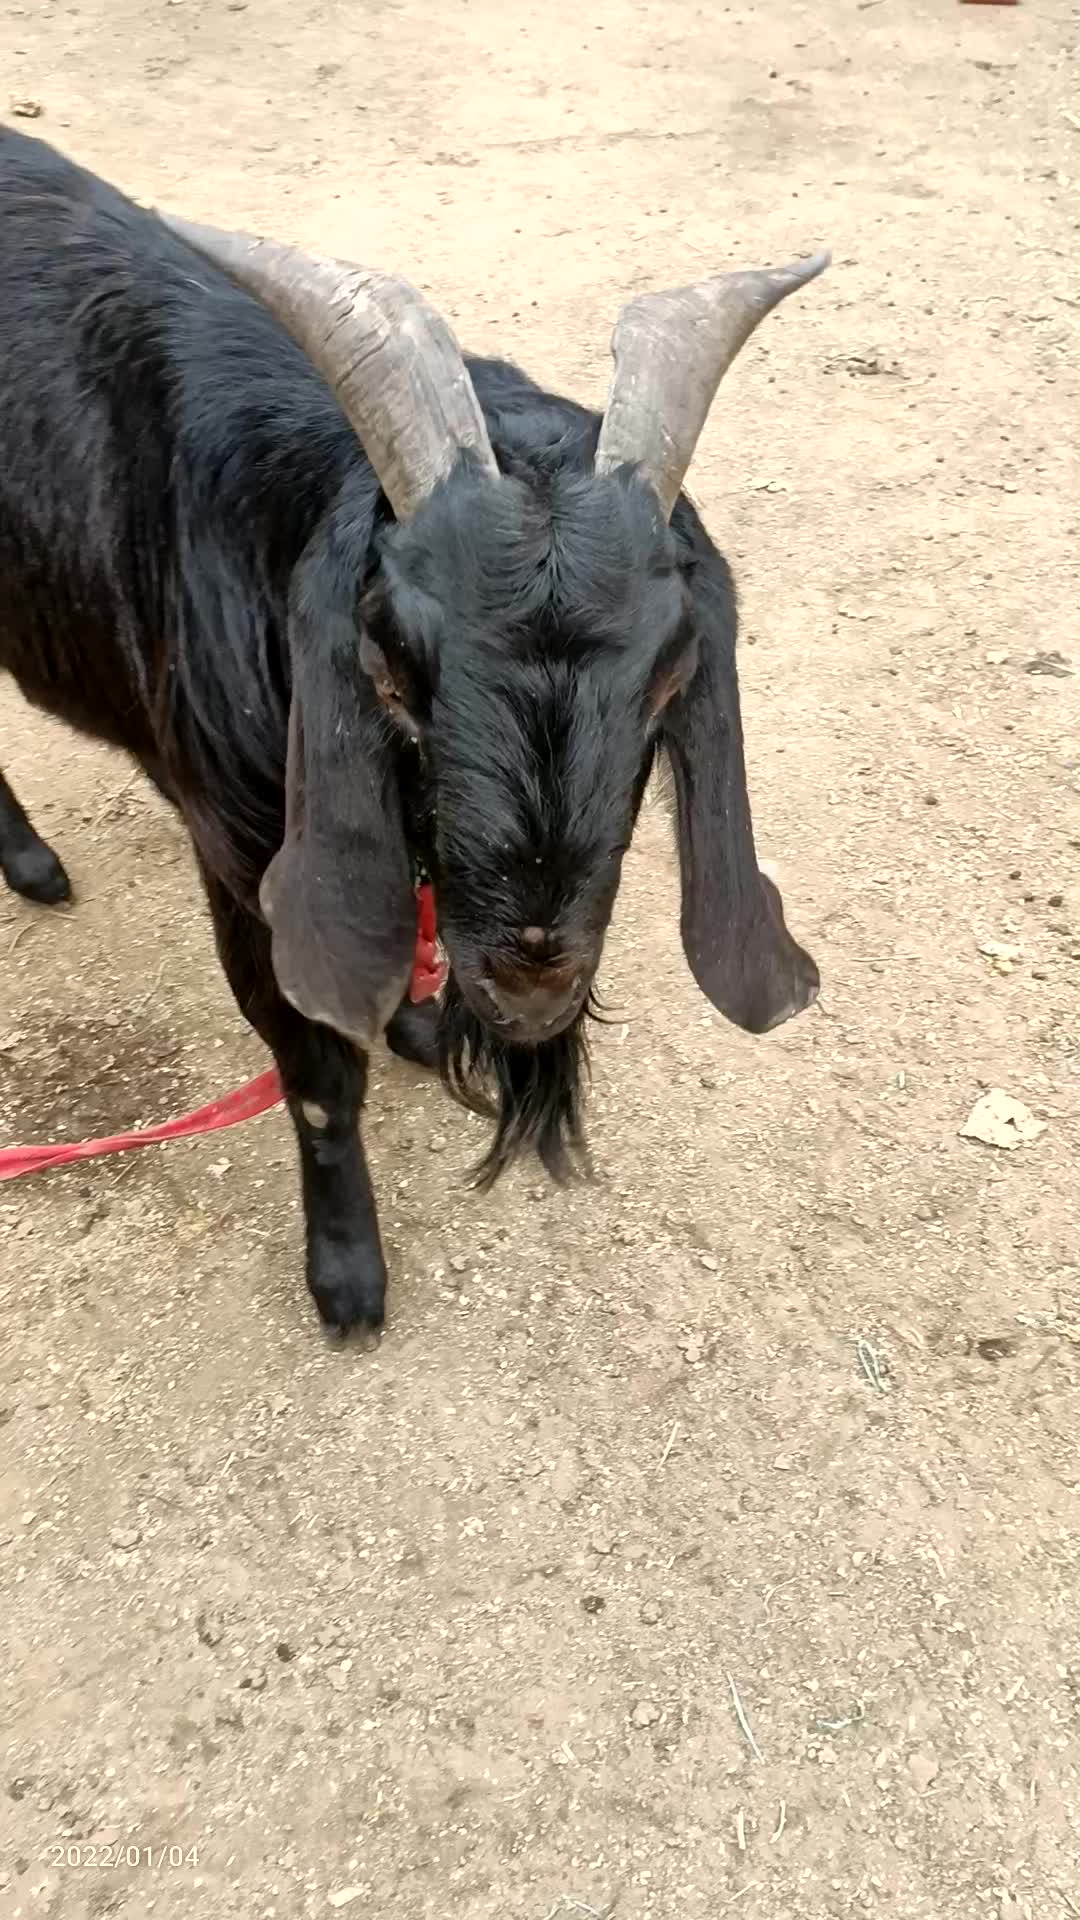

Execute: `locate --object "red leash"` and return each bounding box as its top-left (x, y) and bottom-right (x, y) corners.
top-left (0, 1067), bottom-right (286, 1183)
top-left (0, 885), bottom-right (445, 1184)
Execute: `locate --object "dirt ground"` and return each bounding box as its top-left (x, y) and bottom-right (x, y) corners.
top-left (2, 1), bottom-right (1079, 1915)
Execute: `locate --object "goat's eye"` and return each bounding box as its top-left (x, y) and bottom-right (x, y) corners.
top-left (647, 633), bottom-right (699, 722)
top-left (360, 633), bottom-right (410, 709)
top-left (375, 676), bottom-right (420, 741)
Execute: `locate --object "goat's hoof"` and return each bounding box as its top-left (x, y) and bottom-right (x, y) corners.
top-left (2, 839), bottom-right (72, 905)
top-left (385, 997), bottom-right (439, 1072)
top-left (308, 1242), bottom-right (387, 1339)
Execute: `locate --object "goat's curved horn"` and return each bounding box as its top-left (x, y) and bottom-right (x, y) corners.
top-left (594, 250), bottom-right (830, 521)
top-left (159, 216), bottom-right (499, 521)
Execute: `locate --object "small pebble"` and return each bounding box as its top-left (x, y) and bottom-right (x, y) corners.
top-left (631, 1700), bottom-right (661, 1729)
top-left (110, 1526), bottom-right (141, 1551)
top-left (196, 1609), bottom-right (226, 1647)
top-left (581, 1594), bottom-right (605, 1614)
top-left (1048, 891), bottom-right (1064, 907)
top-left (449, 1254), bottom-right (468, 1274)
top-left (699, 1253), bottom-right (719, 1272)
top-left (428, 1134), bottom-right (447, 1154)
top-left (590, 1533), bottom-right (616, 1556)
top-left (640, 1600), bottom-right (662, 1626)
top-left (907, 1748), bottom-right (939, 1794)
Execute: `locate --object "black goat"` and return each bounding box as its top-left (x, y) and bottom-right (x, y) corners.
top-left (0, 129), bottom-right (825, 1335)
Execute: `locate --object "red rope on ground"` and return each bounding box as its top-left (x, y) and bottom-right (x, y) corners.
top-left (0, 885), bottom-right (446, 1183)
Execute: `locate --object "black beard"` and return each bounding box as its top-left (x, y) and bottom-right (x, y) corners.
top-left (436, 973), bottom-right (593, 1190)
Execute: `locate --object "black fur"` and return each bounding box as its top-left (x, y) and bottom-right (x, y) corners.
top-left (0, 130), bottom-right (818, 1335)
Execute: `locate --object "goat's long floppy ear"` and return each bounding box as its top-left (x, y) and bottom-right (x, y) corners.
top-left (158, 212), bottom-right (496, 1037)
top-left (595, 251), bottom-right (829, 519)
top-left (662, 544), bottom-right (819, 1033)
top-left (159, 213), bottom-right (498, 520)
top-left (259, 534), bottom-right (415, 1047)
top-left (598, 249), bottom-right (827, 1027)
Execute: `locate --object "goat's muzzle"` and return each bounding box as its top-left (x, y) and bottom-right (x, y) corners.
top-left (477, 967), bottom-right (587, 1042)
top-left (460, 947), bottom-right (592, 1045)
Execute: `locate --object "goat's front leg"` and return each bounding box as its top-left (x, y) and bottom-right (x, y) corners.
top-left (202, 873), bottom-right (387, 1335)
top-left (286, 1036), bottom-right (386, 1335)
top-left (385, 994), bottom-right (439, 1069)
top-left (0, 765), bottom-right (71, 903)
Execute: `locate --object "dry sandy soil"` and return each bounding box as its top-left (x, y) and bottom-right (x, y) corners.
top-left (2, 1), bottom-right (1079, 1916)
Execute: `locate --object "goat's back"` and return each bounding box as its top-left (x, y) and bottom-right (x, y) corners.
top-left (0, 132), bottom-right (363, 745)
